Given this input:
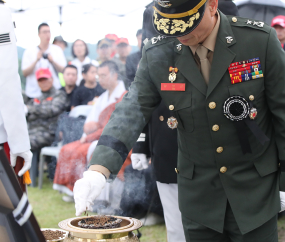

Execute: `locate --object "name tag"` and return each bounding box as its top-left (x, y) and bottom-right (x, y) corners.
top-left (161, 83), bottom-right (185, 91)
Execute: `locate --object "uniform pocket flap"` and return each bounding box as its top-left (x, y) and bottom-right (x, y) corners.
top-left (177, 150), bottom-right (194, 180)
top-left (161, 91), bottom-right (192, 111)
top-left (253, 152), bottom-right (278, 177)
top-left (228, 78), bottom-right (264, 99)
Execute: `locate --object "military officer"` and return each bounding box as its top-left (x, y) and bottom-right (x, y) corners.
top-left (0, 0), bottom-right (32, 186)
top-left (74, 0), bottom-right (285, 240)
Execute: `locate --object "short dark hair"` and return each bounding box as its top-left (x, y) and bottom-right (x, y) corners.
top-left (136, 29), bottom-right (142, 37)
top-left (71, 39), bottom-right (89, 58)
top-left (99, 61), bottom-right (119, 75)
top-left (82, 63), bottom-right (96, 74)
top-left (63, 64), bottom-right (78, 73)
top-left (38, 23), bottom-right (49, 33)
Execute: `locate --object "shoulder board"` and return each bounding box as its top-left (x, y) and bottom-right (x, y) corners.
top-left (144, 35), bottom-right (176, 51)
top-left (228, 16), bottom-right (271, 34)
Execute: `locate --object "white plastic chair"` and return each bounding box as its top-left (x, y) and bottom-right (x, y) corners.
top-left (38, 105), bottom-right (92, 189)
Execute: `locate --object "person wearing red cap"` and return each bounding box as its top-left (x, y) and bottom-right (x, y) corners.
top-left (25, 68), bottom-right (67, 185)
top-left (112, 38), bottom-right (131, 88)
top-left (271, 15), bottom-right (285, 48)
top-left (105, 34), bottom-right (119, 58)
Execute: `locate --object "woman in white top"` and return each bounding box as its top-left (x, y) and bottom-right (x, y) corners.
top-left (70, 39), bottom-right (99, 86)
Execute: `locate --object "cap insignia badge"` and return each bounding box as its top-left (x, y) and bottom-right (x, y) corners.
top-left (226, 36), bottom-right (233, 44)
top-left (156, 0), bottom-right (172, 8)
top-left (167, 117), bottom-right (178, 129)
top-left (153, 11), bottom-right (200, 35)
top-left (169, 67), bottom-right (178, 83)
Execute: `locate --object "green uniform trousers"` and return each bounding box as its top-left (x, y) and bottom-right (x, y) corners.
top-left (182, 202), bottom-right (278, 242)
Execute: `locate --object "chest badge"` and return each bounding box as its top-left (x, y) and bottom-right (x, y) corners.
top-left (249, 107), bottom-right (258, 120)
top-left (169, 67), bottom-right (178, 83)
top-left (167, 117), bottom-right (178, 129)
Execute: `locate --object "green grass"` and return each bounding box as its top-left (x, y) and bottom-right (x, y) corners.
top-left (27, 176), bottom-right (167, 242)
top-left (29, 177), bottom-right (285, 242)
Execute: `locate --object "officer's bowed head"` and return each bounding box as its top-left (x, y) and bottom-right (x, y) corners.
top-left (153, 0), bottom-right (218, 46)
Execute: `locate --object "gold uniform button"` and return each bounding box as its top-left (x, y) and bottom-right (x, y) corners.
top-left (216, 147), bottom-right (224, 153)
top-left (220, 166), bottom-right (227, 173)
top-left (175, 168), bottom-right (179, 174)
top-left (159, 116), bottom-right (164, 121)
top-left (212, 125), bottom-right (220, 132)
top-left (169, 105), bottom-right (174, 111)
top-left (209, 102), bottom-right (216, 109)
top-left (249, 95), bottom-right (255, 101)
top-left (232, 17), bottom-right (237, 23)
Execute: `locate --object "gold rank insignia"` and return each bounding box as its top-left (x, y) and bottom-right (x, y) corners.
top-left (169, 67), bottom-right (178, 83)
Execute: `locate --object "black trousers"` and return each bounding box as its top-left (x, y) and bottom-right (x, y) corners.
top-left (182, 202), bottom-right (278, 242)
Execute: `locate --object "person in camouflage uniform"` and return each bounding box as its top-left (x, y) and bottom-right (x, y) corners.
top-left (26, 68), bottom-right (67, 150)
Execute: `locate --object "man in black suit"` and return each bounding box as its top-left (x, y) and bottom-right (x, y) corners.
top-left (125, 29), bottom-right (142, 89)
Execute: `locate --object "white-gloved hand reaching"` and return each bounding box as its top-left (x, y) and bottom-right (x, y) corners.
top-left (280, 192), bottom-right (285, 212)
top-left (74, 170), bottom-right (106, 216)
top-left (10, 150), bottom-right (33, 177)
top-left (131, 153), bottom-right (148, 170)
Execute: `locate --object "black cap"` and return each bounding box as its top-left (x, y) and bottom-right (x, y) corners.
top-left (152, 0), bottom-right (207, 37)
top-left (53, 36), bottom-right (68, 47)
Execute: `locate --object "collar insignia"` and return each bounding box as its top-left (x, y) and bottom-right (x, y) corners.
top-left (176, 44), bottom-right (182, 51)
top-left (226, 36), bottom-right (233, 44)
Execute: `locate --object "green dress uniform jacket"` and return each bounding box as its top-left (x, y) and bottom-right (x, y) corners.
top-left (90, 11), bottom-right (285, 234)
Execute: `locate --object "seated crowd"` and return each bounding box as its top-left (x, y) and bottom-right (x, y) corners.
top-left (22, 23), bottom-right (163, 225)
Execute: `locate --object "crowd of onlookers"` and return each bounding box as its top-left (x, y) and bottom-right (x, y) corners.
top-left (21, 22), bottom-right (161, 223)
top-left (21, 22), bottom-right (142, 153)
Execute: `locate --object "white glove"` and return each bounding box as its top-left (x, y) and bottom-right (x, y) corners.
top-left (74, 171), bottom-right (106, 216)
top-left (280, 192), bottom-right (285, 212)
top-left (10, 150), bottom-right (33, 177)
top-left (131, 153), bottom-right (148, 170)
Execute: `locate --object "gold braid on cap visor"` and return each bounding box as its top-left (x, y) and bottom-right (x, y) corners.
top-left (153, 0), bottom-right (206, 35)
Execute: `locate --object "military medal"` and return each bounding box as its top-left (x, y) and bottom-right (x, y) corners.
top-left (249, 107), bottom-right (257, 120)
top-left (161, 67), bottom-right (185, 91)
top-left (228, 57), bottom-right (264, 84)
top-left (167, 117), bottom-right (178, 129)
top-left (169, 67), bottom-right (178, 83)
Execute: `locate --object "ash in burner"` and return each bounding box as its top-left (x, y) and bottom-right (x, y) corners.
top-left (78, 215), bottom-right (122, 229)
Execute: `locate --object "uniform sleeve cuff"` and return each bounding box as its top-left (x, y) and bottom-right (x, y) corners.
top-left (88, 165), bottom-right (111, 179)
